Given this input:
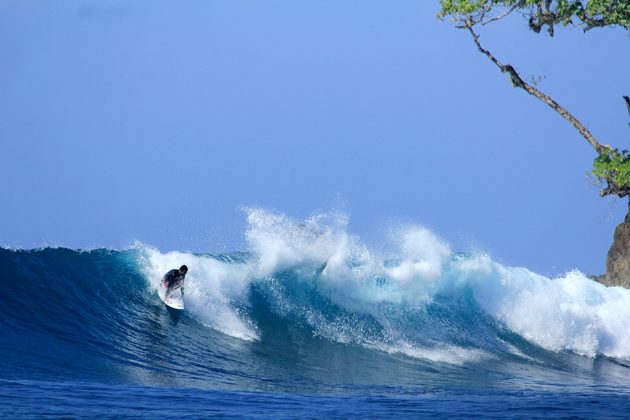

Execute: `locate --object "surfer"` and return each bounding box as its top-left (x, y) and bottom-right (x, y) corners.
top-left (161, 265), bottom-right (188, 297)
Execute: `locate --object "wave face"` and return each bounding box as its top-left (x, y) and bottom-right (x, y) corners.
top-left (2, 208), bottom-right (630, 393)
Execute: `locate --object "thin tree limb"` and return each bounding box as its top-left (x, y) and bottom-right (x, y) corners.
top-left (465, 24), bottom-right (609, 156)
top-left (481, 3), bottom-right (521, 26)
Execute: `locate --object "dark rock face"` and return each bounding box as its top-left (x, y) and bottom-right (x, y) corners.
top-left (596, 203), bottom-right (630, 288)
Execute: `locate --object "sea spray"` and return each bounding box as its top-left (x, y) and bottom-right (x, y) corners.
top-left (138, 208), bottom-right (630, 362)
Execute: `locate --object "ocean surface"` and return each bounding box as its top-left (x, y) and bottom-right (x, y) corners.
top-left (2, 209), bottom-right (630, 418)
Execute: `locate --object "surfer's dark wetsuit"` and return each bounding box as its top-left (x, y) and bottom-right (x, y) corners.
top-left (162, 265), bottom-right (188, 296)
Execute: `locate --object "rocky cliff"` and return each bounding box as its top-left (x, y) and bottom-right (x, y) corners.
top-left (595, 203), bottom-right (630, 288)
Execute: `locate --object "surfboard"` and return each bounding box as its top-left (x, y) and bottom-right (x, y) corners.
top-left (159, 283), bottom-right (184, 310)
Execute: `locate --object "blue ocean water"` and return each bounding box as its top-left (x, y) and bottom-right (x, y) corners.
top-left (2, 209), bottom-right (630, 418)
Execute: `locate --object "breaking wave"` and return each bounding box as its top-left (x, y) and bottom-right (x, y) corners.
top-left (2, 208), bottom-right (630, 390)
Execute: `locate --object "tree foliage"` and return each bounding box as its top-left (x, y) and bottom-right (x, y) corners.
top-left (592, 148), bottom-right (630, 197)
top-left (439, 1), bottom-right (630, 35)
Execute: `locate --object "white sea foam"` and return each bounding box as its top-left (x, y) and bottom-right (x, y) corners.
top-left (137, 208), bottom-right (630, 362)
top-left (137, 244), bottom-right (259, 341)
top-left (380, 341), bottom-right (490, 365)
top-left (452, 253), bottom-right (630, 359)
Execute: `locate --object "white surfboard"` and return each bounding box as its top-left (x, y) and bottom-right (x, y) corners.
top-left (158, 283), bottom-right (184, 310)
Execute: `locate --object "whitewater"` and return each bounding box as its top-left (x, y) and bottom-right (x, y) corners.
top-left (2, 208), bottom-right (630, 417)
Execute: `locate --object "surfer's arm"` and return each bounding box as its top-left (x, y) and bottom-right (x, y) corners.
top-left (169, 277), bottom-right (185, 291)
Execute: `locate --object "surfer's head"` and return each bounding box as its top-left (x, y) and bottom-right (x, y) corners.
top-left (179, 265), bottom-right (188, 275)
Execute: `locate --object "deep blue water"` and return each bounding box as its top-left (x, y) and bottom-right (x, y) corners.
top-left (2, 244), bottom-right (630, 418)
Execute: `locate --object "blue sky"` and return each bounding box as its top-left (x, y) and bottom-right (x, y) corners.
top-left (0, 0), bottom-right (628, 276)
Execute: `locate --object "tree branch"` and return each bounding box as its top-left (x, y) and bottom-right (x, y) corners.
top-left (481, 3), bottom-right (520, 26)
top-left (600, 179), bottom-right (630, 198)
top-left (465, 24), bottom-right (609, 156)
